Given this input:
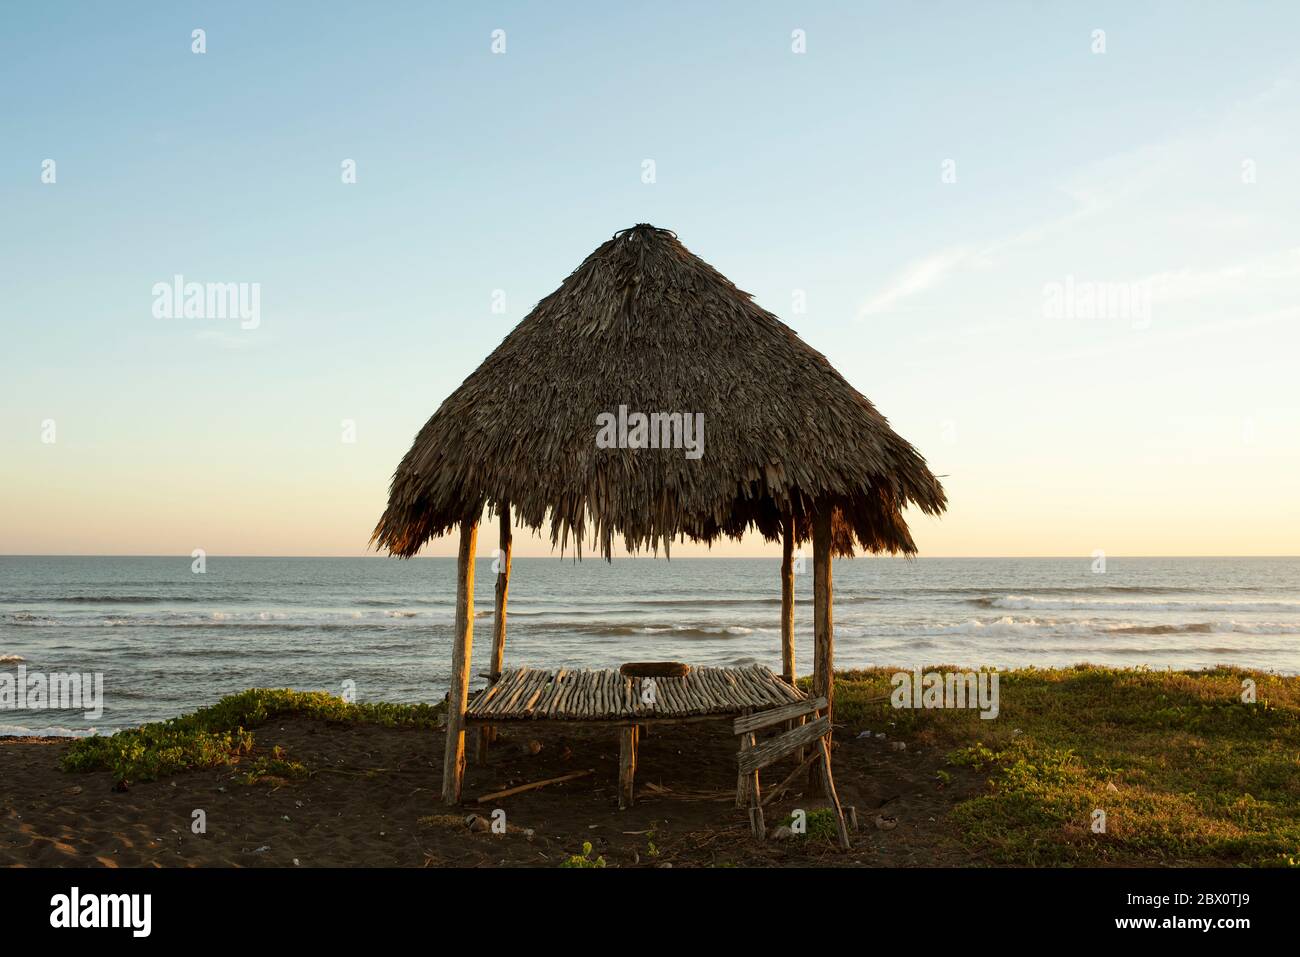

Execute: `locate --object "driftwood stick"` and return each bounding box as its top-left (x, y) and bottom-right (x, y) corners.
top-left (761, 749), bottom-right (822, 807)
top-left (476, 769), bottom-right (594, 804)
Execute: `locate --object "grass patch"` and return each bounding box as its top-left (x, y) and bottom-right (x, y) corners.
top-left (781, 807), bottom-right (842, 844)
top-left (830, 666), bottom-right (1300, 867)
top-left (62, 688), bottom-right (442, 784)
top-left (238, 746), bottom-right (309, 785)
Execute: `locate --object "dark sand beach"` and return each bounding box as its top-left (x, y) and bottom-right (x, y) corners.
top-left (5, 667), bottom-right (1297, 868)
top-left (0, 714), bottom-right (967, 868)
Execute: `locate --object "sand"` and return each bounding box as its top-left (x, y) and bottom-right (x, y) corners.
top-left (0, 718), bottom-right (971, 867)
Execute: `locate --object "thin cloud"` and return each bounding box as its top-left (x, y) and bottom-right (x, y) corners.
top-left (858, 247), bottom-right (973, 317)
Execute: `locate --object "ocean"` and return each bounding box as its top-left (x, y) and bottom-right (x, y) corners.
top-left (2, 555), bottom-right (1298, 735)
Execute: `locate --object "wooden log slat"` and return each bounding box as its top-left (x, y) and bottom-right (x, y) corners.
top-left (477, 670), bottom-right (511, 716)
top-left (520, 670), bottom-right (551, 716)
top-left (548, 669), bottom-right (574, 716)
top-left (479, 669), bottom-right (517, 715)
top-left (509, 670), bottom-right (546, 712)
top-left (493, 669), bottom-right (530, 715)
top-left (659, 676), bottom-right (684, 715)
top-left (733, 696), bottom-right (827, 735)
top-left (737, 716), bottom-right (831, 776)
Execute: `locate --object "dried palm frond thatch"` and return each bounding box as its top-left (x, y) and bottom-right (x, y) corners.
top-left (373, 224), bottom-right (946, 559)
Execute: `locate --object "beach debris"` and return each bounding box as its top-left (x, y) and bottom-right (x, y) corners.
top-left (856, 730), bottom-right (872, 739)
top-left (526, 739), bottom-right (542, 755)
top-left (523, 828), bottom-right (535, 841)
top-left (874, 814), bottom-right (898, 831)
top-left (875, 733), bottom-right (886, 739)
top-left (465, 814), bottom-right (491, 833)
top-left (475, 768), bottom-right (594, 804)
top-left (771, 825), bottom-right (794, 841)
top-left (642, 781), bottom-right (733, 802)
top-left (889, 741), bottom-right (907, 752)
top-left (252, 845), bottom-right (271, 853)
top-left (293, 858), bottom-right (300, 866)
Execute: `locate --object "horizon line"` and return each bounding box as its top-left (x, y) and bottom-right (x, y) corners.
top-left (2, 553), bottom-right (1298, 561)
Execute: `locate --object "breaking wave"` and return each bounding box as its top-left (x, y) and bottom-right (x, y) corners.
top-left (973, 595), bottom-right (1300, 613)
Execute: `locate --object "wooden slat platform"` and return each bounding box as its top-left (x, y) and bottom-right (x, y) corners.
top-left (465, 663), bottom-right (804, 722)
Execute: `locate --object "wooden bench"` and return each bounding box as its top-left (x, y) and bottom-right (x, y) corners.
top-left (734, 696), bottom-right (851, 849)
top-left (464, 664), bottom-right (809, 809)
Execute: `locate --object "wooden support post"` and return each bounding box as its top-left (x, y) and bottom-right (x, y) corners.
top-left (618, 725), bottom-right (639, 809)
top-left (780, 515), bottom-right (795, 683)
top-left (490, 500), bottom-right (511, 681)
top-left (809, 507), bottom-right (834, 796)
top-left (735, 732), bottom-right (751, 808)
top-left (477, 502), bottom-right (512, 763)
top-left (736, 730), bottom-right (764, 830)
top-left (745, 732), bottom-right (765, 839)
top-left (817, 737), bottom-right (852, 850)
top-left (812, 507), bottom-right (834, 730)
top-left (441, 518), bottom-right (479, 805)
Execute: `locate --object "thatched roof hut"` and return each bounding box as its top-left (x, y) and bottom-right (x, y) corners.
top-left (374, 224), bottom-right (946, 807)
top-left (373, 224), bottom-right (944, 560)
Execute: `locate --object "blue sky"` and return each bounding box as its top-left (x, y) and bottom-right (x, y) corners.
top-left (2, 2), bottom-right (1298, 556)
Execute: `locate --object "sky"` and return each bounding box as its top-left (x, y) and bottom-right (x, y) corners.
top-left (1, 2), bottom-right (1298, 558)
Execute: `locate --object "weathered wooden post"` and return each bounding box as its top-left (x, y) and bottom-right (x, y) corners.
top-left (780, 515), bottom-right (795, 683)
top-left (442, 517), bottom-right (478, 805)
top-left (618, 725), bottom-right (638, 809)
top-left (812, 507), bottom-right (834, 724)
top-left (490, 501), bottom-right (512, 679)
top-left (477, 502), bottom-right (512, 762)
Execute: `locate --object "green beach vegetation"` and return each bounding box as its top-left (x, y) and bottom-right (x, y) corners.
top-left (830, 666), bottom-right (1300, 867)
top-left (61, 688), bottom-right (442, 783)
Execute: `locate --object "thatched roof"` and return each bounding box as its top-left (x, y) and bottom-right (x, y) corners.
top-left (373, 224), bottom-right (946, 559)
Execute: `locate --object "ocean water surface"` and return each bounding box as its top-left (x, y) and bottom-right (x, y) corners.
top-left (2, 555), bottom-right (1298, 734)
